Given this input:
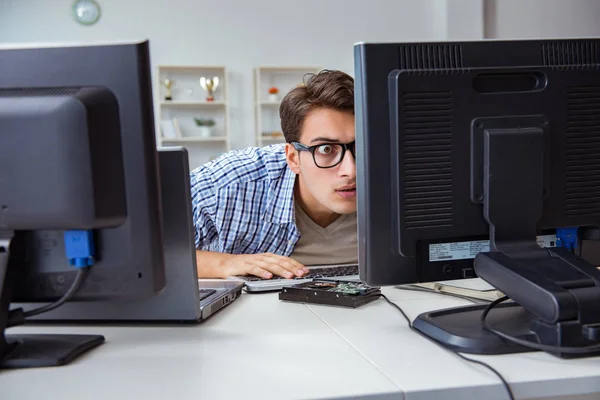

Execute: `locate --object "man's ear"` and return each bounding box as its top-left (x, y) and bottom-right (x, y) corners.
top-left (285, 143), bottom-right (301, 174)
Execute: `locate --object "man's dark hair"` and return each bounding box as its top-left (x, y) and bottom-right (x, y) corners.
top-left (279, 69), bottom-right (354, 143)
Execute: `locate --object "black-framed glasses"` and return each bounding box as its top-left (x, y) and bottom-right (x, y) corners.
top-left (292, 141), bottom-right (356, 168)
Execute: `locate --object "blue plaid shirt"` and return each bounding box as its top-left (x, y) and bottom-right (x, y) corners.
top-left (190, 144), bottom-right (300, 255)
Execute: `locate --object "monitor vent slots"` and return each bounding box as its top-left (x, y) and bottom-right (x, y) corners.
top-left (542, 41), bottom-right (600, 68)
top-left (401, 91), bottom-right (453, 229)
top-left (565, 86), bottom-right (600, 218)
top-left (399, 44), bottom-right (464, 70)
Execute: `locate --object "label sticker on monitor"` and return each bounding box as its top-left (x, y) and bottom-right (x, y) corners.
top-left (428, 234), bottom-right (557, 262)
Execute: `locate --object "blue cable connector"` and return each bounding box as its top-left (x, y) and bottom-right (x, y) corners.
top-left (556, 227), bottom-right (578, 251)
top-left (64, 230), bottom-right (95, 268)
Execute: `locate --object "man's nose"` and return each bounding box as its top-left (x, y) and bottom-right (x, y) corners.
top-left (338, 149), bottom-right (356, 176)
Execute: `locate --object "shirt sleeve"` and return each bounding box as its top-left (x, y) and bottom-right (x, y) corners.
top-left (190, 164), bottom-right (219, 250)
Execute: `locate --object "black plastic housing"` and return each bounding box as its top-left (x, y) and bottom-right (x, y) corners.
top-left (0, 87), bottom-right (126, 230)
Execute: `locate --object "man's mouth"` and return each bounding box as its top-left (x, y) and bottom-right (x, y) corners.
top-left (337, 184), bottom-right (356, 191)
top-left (336, 185), bottom-right (357, 198)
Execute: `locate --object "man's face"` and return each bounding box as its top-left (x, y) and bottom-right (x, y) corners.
top-left (286, 108), bottom-right (357, 216)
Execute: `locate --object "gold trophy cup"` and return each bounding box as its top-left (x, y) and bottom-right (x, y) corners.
top-left (199, 77), bottom-right (219, 102)
top-left (162, 79), bottom-right (174, 101)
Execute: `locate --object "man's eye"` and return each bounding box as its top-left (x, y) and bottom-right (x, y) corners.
top-left (317, 145), bottom-right (334, 155)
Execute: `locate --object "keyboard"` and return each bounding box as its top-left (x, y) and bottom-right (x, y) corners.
top-left (237, 263), bottom-right (360, 292)
top-left (239, 264), bottom-right (359, 281)
top-left (199, 288), bottom-right (217, 301)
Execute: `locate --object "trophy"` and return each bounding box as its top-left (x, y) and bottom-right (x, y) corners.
top-left (162, 79), bottom-right (174, 101)
top-left (200, 76), bottom-right (219, 102)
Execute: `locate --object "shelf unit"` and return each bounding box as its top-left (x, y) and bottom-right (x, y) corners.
top-left (156, 65), bottom-right (230, 168)
top-left (254, 66), bottom-right (321, 147)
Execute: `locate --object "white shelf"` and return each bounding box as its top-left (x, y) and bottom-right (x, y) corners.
top-left (160, 137), bottom-right (227, 143)
top-left (256, 66), bottom-right (322, 72)
top-left (254, 66), bottom-right (320, 147)
top-left (156, 64), bottom-right (230, 167)
top-left (259, 101), bottom-right (281, 106)
top-left (160, 101), bottom-right (226, 108)
top-left (159, 65), bottom-right (227, 71)
top-left (258, 135), bottom-right (285, 142)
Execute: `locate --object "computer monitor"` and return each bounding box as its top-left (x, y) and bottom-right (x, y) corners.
top-left (355, 38), bottom-right (600, 358)
top-left (0, 40), bottom-right (166, 368)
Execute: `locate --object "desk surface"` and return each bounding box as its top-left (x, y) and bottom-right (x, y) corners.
top-left (3, 286), bottom-right (600, 400)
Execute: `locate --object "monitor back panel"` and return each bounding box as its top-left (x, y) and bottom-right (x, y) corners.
top-left (13, 148), bottom-right (202, 322)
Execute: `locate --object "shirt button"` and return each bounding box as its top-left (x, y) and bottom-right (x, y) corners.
top-left (288, 239), bottom-right (294, 245)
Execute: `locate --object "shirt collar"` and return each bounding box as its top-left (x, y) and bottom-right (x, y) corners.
top-left (263, 166), bottom-right (296, 224)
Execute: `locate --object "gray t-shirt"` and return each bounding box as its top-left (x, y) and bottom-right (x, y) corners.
top-left (290, 202), bottom-right (358, 266)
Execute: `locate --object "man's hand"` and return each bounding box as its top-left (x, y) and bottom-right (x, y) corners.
top-left (222, 253), bottom-right (309, 279)
top-left (195, 250), bottom-right (309, 279)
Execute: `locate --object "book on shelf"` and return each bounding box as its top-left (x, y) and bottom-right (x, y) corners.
top-left (160, 118), bottom-right (182, 139)
top-left (404, 278), bottom-right (504, 302)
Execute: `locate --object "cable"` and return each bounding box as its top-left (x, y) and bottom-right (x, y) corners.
top-left (25, 230), bottom-right (95, 317)
top-left (481, 296), bottom-right (600, 354)
top-left (394, 284), bottom-right (484, 304)
top-left (8, 263), bottom-right (92, 326)
top-left (556, 227), bottom-right (578, 252)
top-left (7, 230), bottom-right (95, 326)
top-left (379, 294), bottom-right (515, 400)
top-left (23, 266), bottom-right (91, 318)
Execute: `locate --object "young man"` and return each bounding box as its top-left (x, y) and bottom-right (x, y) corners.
top-left (191, 70), bottom-right (357, 279)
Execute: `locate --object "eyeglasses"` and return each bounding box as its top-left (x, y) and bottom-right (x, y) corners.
top-left (291, 141), bottom-right (356, 169)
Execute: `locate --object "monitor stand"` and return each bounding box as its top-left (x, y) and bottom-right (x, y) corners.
top-left (413, 246), bottom-right (600, 358)
top-left (0, 232), bottom-right (104, 369)
top-left (414, 301), bottom-right (536, 355)
top-left (413, 125), bottom-right (600, 358)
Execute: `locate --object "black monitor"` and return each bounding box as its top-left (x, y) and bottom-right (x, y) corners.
top-left (355, 38), bottom-right (600, 358)
top-left (0, 40), bottom-right (166, 368)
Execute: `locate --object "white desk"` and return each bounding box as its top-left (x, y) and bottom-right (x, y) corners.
top-left (1, 291), bottom-right (399, 400)
top-left (308, 288), bottom-right (600, 400)
top-left (3, 287), bottom-right (600, 400)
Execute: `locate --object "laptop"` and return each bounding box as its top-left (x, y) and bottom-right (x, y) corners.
top-left (235, 263), bottom-right (360, 293)
top-left (18, 147), bottom-right (243, 322)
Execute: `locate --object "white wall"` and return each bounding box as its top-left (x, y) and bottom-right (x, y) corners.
top-left (446, 0), bottom-right (485, 40)
top-left (2, 0), bottom-right (600, 165)
top-left (0, 0), bottom-right (445, 161)
top-left (485, 0), bottom-right (600, 39)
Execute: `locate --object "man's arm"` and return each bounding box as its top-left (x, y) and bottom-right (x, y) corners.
top-left (196, 250), bottom-right (235, 279)
top-left (196, 250), bottom-right (309, 279)
top-left (191, 153), bottom-right (308, 280)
